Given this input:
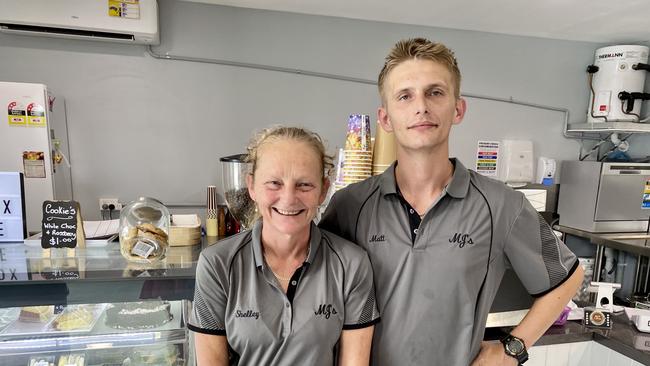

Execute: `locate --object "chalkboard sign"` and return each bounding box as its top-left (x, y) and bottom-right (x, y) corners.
top-left (41, 201), bottom-right (85, 249)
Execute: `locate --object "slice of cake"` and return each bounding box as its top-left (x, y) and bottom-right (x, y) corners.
top-left (28, 355), bottom-right (55, 366)
top-left (19, 306), bottom-right (53, 323)
top-left (53, 307), bottom-right (94, 331)
top-left (57, 353), bottom-right (85, 366)
top-left (105, 301), bottom-right (173, 330)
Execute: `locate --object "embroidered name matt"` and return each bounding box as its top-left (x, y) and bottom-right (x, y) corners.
top-left (369, 234), bottom-right (386, 243)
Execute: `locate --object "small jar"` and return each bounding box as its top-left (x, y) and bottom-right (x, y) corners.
top-left (119, 197), bottom-right (170, 263)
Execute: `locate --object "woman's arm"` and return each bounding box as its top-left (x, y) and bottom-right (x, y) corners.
top-left (338, 326), bottom-right (374, 366)
top-left (194, 332), bottom-right (229, 366)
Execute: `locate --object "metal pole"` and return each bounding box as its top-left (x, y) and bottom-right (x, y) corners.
top-left (593, 245), bottom-right (604, 282)
top-left (634, 254), bottom-right (643, 293)
top-left (645, 257), bottom-right (650, 294)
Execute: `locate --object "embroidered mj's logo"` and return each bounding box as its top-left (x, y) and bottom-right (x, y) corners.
top-left (449, 233), bottom-right (474, 248)
top-left (315, 304), bottom-right (338, 319)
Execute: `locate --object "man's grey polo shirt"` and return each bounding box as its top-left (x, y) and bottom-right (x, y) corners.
top-left (188, 220), bottom-right (380, 365)
top-left (319, 159), bottom-right (578, 366)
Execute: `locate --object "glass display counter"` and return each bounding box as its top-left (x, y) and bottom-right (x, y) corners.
top-left (0, 238), bottom-right (214, 366)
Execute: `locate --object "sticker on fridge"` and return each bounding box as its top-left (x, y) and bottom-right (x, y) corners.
top-left (476, 141), bottom-right (499, 178)
top-left (7, 101), bottom-right (26, 126)
top-left (643, 180), bottom-right (650, 209)
top-left (108, 0), bottom-right (140, 19)
top-left (22, 151), bottom-right (46, 178)
top-left (26, 103), bottom-right (46, 127)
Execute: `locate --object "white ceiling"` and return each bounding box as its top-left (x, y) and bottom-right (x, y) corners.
top-left (183, 0), bottom-right (650, 44)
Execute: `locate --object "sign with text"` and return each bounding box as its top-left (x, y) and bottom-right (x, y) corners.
top-left (0, 172), bottom-right (27, 242)
top-left (475, 141), bottom-right (499, 178)
top-left (41, 201), bottom-right (85, 249)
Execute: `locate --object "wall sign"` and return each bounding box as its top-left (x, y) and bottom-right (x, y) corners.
top-left (476, 141), bottom-right (500, 178)
top-left (41, 201), bottom-right (85, 249)
top-left (0, 172), bottom-right (27, 242)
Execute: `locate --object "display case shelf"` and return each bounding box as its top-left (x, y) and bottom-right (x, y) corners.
top-left (0, 238), bottom-right (216, 307)
top-left (0, 300), bottom-right (188, 356)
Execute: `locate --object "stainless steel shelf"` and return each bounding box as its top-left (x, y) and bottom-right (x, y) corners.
top-left (0, 328), bottom-right (187, 356)
top-left (567, 122), bottom-right (650, 133)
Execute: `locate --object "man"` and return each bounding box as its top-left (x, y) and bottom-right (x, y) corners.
top-left (320, 38), bottom-right (583, 366)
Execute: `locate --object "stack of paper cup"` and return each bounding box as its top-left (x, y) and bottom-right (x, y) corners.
top-left (206, 185), bottom-right (218, 237)
top-left (372, 121), bottom-right (396, 175)
top-left (339, 114), bottom-right (373, 187)
top-left (343, 150), bottom-right (372, 184)
top-left (333, 148), bottom-right (346, 191)
top-left (346, 114), bottom-right (372, 151)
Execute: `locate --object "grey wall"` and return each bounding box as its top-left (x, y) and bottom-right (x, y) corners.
top-left (1, 0), bottom-right (646, 219)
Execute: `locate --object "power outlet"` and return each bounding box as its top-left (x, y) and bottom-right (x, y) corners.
top-left (99, 198), bottom-right (121, 211)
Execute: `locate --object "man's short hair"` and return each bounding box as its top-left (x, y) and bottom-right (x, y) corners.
top-left (378, 38), bottom-right (462, 102)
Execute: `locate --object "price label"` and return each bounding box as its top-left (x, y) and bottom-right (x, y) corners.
top-left (132, 240), bottom-right (155, 258)
top-left (41, 269), bottom-right (80, 280)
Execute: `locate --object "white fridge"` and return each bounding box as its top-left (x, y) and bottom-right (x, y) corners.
top-left (0, 82), bottom-right (72, 234)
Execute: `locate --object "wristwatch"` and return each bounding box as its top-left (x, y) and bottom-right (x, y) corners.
top-left (500, 334), bottom-right (528, 365)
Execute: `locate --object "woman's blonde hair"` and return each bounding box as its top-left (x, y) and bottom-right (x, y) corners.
top-left (246, 126), bottom-right (334, 180)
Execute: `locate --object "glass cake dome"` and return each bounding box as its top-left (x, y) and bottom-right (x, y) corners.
top-left (119, 197), bottom-right (170, 263)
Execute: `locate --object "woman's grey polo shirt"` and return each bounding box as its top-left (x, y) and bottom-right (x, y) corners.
top-left (188, 220), bottom-right (379, 365)
top-left (319, 159), bottom-right (578, 366)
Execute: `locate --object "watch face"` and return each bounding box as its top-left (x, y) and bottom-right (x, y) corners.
top-left (506, 339), bottom-right (524, 354)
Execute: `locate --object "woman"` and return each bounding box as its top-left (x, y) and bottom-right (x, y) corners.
top-left (188, 126), bottom-right (379, 365)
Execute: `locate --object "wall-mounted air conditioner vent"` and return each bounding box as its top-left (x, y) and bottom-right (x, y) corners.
top-left (0, 0), bottom-right (159, 45)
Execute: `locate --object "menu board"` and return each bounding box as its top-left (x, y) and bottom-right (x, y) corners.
top-left (41, 201), bottom-right (85, 249)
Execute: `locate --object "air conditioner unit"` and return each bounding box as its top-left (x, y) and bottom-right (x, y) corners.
top-left (0, 0), bottom-right (159, 45)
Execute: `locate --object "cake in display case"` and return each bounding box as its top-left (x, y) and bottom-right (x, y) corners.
top-left (0, 301), bottom-right (188, 365)
top-left (105, 301), bottom-right (173, 330)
